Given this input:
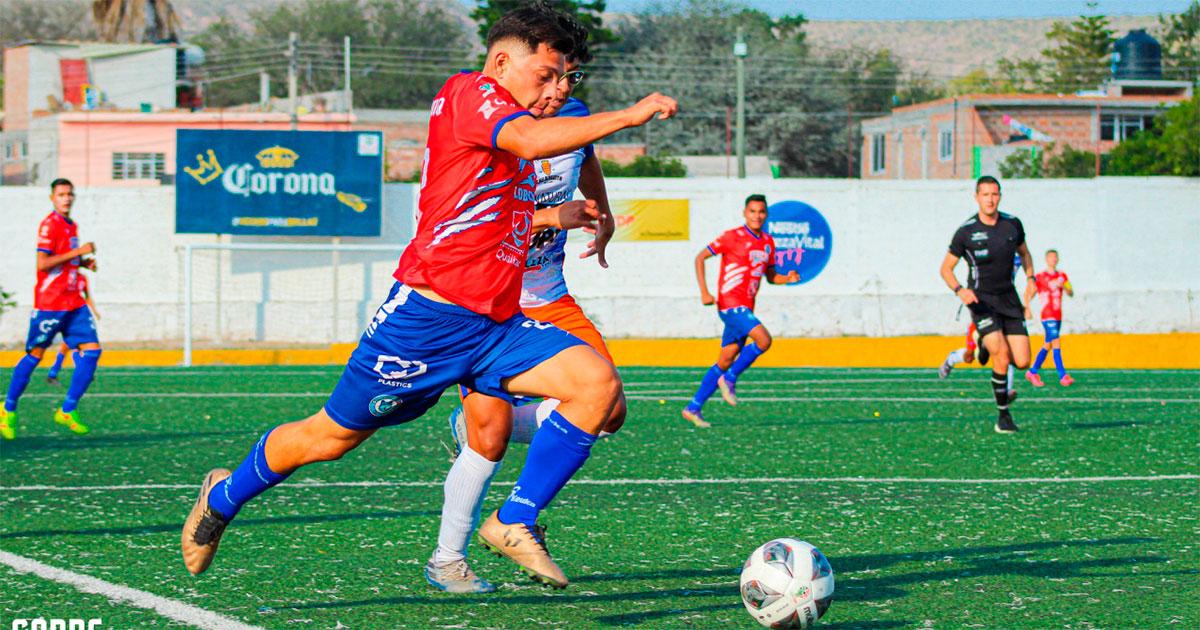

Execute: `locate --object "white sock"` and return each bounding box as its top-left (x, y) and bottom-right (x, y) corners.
top-left (511, 398), bottom-right (614, 444)
top-left (1007, 364), bottom-right (1015, 390)
top-left (434, 445), bottom-right (501, 564)
top-left (946, 348), bottom-right (967, 365)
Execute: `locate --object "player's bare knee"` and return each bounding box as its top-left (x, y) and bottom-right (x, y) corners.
top-left (472, 422), bottom-right (510, 461)
top-left (753, 330), bottom-right (772, 352)
top-left (603, 395), bottom-right (627, 435)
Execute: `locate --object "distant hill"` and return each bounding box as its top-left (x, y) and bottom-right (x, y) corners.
top-left (803, 15), bottom-right (1163, 77)
top-left (170, 1), bottom-right (1168, 79)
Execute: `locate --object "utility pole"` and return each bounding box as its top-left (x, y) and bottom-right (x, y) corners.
top-left (259, 71), bottom-right (269, 111)
top-left (288, 32), bottom-right (298, 130)
top-left (344, 36), bottom-right (353, 116)
top-left (734, 26), bottom-right (747, 179)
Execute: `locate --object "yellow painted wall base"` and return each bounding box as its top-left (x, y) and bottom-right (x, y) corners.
top-left (1, 335), bottom-right (1196, 369)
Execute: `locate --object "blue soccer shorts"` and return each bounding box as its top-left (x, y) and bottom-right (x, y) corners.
top-left (718, 306), bottom-right (763, 348)
top-left (25, 306), bottom-right (98, 353)
top-left (324, 283), bottom-right (587, 431)
top-left (1042, 319), bottom-right (1062, 342)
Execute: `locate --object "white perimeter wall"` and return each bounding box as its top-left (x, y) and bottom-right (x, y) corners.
top-left (0, 177), bottom-right (1197, 345)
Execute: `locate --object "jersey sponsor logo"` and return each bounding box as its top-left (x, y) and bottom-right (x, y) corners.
top-left (477, 98), bottom-right (502, 120)
top-left (38, 318), bottom-right (60, 333)
top-left (430, 97), bottom-right (445, 117)
top-left (971, 231), bottom-right (987, 241)
top-left (372, 354), bottom-right (427, 386)
top-left (368, 394), bottom-right (402, 417)
top-left (974, 248), bottom-right (989, 257)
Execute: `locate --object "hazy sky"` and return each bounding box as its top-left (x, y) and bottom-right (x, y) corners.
top-left (588, 0), bottom-right (1194, 20)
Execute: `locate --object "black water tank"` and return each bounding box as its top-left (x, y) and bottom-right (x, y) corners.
top-left (1112, 29), bottom-right (1162, 80)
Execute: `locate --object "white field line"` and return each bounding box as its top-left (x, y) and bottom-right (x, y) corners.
top-left (18, 392), bottom-right (1199, 403)
top-left (4, 474), bottom-right (1198, 493)
top-left (0, 550), bottom-right (265, 630)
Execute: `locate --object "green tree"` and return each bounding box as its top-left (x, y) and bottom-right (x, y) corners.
top-left (1044, 143), bottom-right (1097, 177)
top-left (600, 155), bottom-right (687, 177)
top-left (1107, 97), bottom-right (1200, 176)
top-left (1158, 0), bottom-right (1200, 84)
top-left (192, 0), bottom-right (470, 109)
top-left (0, 285), bottom-right (16, 318)
top-left (1039, 9), bottom-right (1115, 92)
top-left (998, 147), bottom-right (1043, 178)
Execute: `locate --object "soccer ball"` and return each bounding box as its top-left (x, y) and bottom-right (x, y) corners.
top-left (739, 538), bottom-right (835, 628)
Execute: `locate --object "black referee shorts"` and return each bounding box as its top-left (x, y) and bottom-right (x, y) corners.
top-left (968, 292), bottom-right (1028, 338)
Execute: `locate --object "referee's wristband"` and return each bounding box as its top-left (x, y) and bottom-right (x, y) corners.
top-left (952, 285), bottom-right (963, 294)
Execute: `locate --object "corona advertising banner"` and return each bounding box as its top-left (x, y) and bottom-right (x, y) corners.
top-left (176, 129), bottom-right (383, 236)
top-left (608, 199), bottom-right (689, 241)
top-left (765, 200), bottom-right (833, 285)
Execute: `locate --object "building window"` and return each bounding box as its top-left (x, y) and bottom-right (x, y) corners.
top-left (938, 129), bottom-right (953, 161)
top-left (1100, 114), bottom-right (1155, 141)
top-left (19, 141), bottom-right (27, 158)
top-left (112, 152), bottom-right (165, 180)
top-left (2, 144), bottom-right (11, 161)
top-left (871, 134), bottom-right (886, 173)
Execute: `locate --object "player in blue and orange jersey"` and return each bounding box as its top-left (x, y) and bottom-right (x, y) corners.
top-left (683, 195), bottom-right (799, 428)
top-left (1, 178), bottom-right (100, 439)
top-left (429, 25), bottom-right (627, 593)
top-left (180, 3), bottom-right (677, 590)
top-left (46, 271), bottom-right (100, 386)
top-left (1025, 249), bottom-right (1075, 387)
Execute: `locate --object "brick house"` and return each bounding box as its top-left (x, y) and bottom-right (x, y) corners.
top-left (859, 80), bottom-right (1192, 179)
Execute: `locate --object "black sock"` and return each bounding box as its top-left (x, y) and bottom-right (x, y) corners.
top-left (991, 371), bottom-right (1009, 411)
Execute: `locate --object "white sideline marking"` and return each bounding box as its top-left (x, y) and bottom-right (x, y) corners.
top-left (19, 392), bottom-right (1198, 403)
top-left (0, 550), bottom-right (265, 630)
top-left (4, 474), bottom-right (1198, 492)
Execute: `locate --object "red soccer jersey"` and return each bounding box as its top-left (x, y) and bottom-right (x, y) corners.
top-left (708, 226), bottom-right (776, 311)
top-left (35, 211), bottom-right (86, 311)
top-left (1035, 270), bottom-right (1070, 321)
top-left (396, 71), bottom-right (536, 321)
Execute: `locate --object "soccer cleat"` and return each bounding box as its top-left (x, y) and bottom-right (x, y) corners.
top-left (1007, 390), bottom-right (1019, 404)
top-left (717, 375), bottom-right (738, 406)
top-left (1060, 374), bottom-right (1075, 387)
top-left (938, 361), bottom-right (953, 379)
top-left (681, 407), bottom-right (711, 429)
top-left (1025, 371), bottom-right (1045, 387)
top-left (424, 555), bottom-right (498, 594)
top-left (47, 375), bottom-right (62, 386)
top-left (448, 405), bottom-right (467, 459)
top-left (53, 409), bottom-right (89, 434)
top-left (994, 410), bottom-right (1019, 434)
top-left (0, 409), bottom-right (14, 440)
top-left (977, 344), bottom-right (991, 366)
top-left (181, 468), bottom-right (233, 575)
top-left (477, 510), bottom-right (568, 589)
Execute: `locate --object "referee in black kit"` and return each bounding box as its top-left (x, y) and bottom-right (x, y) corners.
top-left (940, 176), bottom-right (1035, 434)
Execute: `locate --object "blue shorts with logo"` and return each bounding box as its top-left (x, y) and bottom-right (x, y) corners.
top-left (1042, 319), bottom-right (1062, 342)
top-left (718, 306), bottom-right (762, 348)
top-left (25, 306), bottom-right (98, 353)
top-left (323, 282), bottom-right (586, 431)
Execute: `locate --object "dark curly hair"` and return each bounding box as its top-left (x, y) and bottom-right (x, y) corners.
top-left (486, 1), bottom-right (576, 60)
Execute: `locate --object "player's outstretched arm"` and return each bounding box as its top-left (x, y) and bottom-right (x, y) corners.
top-left (766, 267), bottom-right (800, 284)
top-left (577, 154), bottom-right (615, 268)
top-left (532, 199), bottom-right (604, 232)
top-left (497, 93), bottom-right (678, 160)
top-left (695, 249), bottom-right (715, 305)
top-left (941, 252), bottom-right (977, 305)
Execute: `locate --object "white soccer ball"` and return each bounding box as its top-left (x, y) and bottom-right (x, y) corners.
top-left (739, 538), bottom-right (835, 628)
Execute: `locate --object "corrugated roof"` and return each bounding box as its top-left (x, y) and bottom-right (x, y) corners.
top-left (7, 41), bottom-right (171, 59)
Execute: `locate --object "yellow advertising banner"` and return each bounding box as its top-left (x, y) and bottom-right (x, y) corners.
top-left (607, 199), bottom-right (689, 241)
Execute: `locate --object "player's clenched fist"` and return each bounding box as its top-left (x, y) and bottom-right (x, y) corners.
top-left (625, 93), bottom-right (678, 126)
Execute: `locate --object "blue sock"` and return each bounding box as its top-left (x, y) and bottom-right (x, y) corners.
top-left (725, 344), bottom-right (765, 384)
top-left (61, 349), bottom-right (101, 413)
top-left (1030, 348), bottom-right (1048, 374)
top-left (207, 429), bottom-right (290, 521)
top-left (689, 364), bottom-right (724, 409)
top-left (1053, 349), bottom-right (1067, 379)
top-left (497, 410), bottom-right (595, 528)
top-left (5, 354), bottom-right (42, 412)
top-left (48, 352), bottom-right (67, 378)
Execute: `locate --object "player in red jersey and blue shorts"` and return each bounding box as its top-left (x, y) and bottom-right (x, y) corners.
top-left (180, 3), bottom-right (677, 591)
top-left (682, 195), bottom-right (799, 428)
top-left (1025, 248), bottom-right (1075, 387)
top-left (2, 178), bottom-right (100, 439)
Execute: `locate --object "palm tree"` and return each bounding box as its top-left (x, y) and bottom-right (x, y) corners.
top-left (92, 0), bottom-right (180, 43)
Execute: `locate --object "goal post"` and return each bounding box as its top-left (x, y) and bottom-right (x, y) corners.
top-left (182, 242), bottom-right (405, 366)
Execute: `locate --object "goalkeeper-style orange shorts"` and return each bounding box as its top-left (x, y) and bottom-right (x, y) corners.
top-left (522, 294), bottom-right (614, 365)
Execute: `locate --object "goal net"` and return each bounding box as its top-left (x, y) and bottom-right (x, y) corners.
top-left (182, 243), bottom-right (404, 366)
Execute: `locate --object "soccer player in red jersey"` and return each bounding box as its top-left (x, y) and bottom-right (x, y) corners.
top-left (2, 178), bottom-right (100, 439)
top-left (682, 195), bottom-right (799, 428)
top-left (181, 4), bottom-right (677, 590)
top-left (47, 271), bottom-right (100, 386)
top-left (1025, 249), bottom-right (1075, 387)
